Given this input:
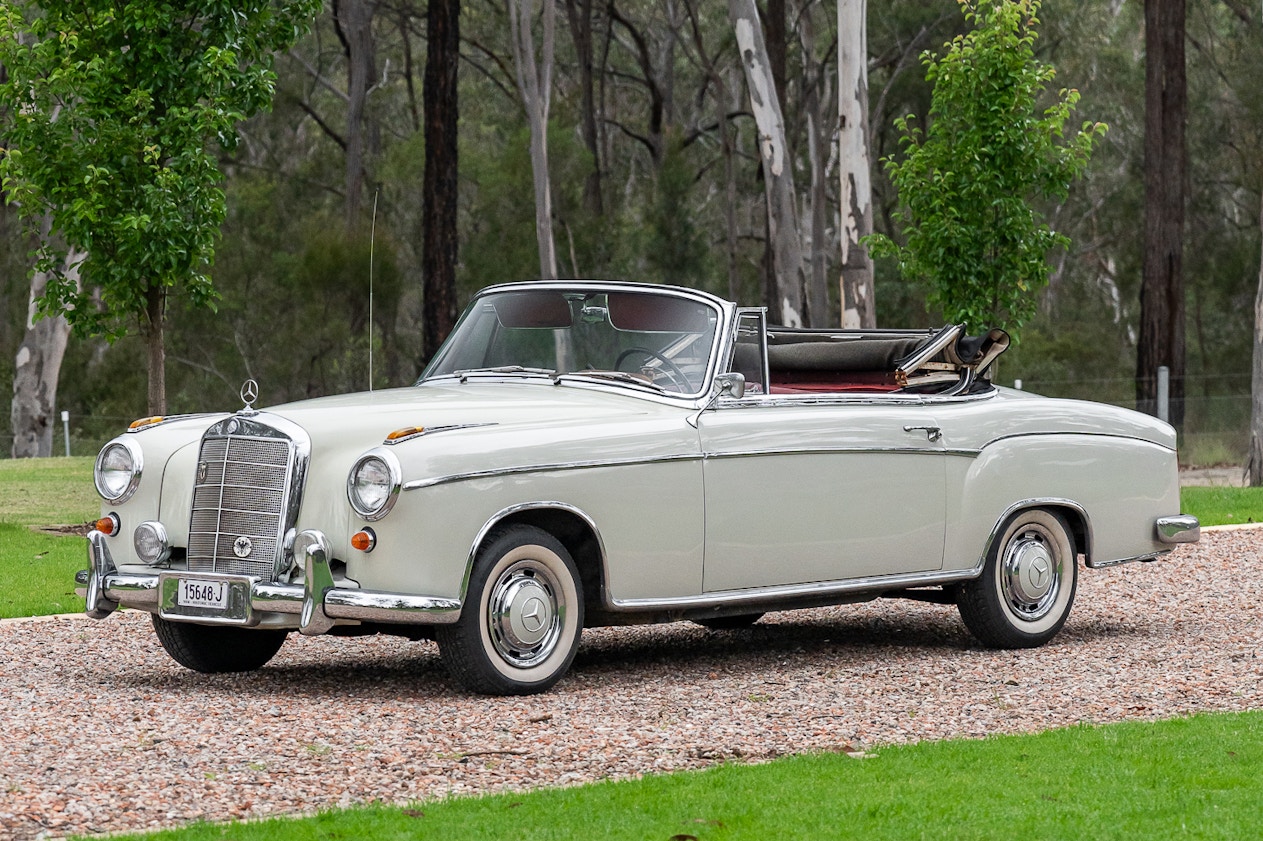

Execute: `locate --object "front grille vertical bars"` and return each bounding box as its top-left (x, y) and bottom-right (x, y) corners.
top-left (187, 417), bottom-right (302, 581)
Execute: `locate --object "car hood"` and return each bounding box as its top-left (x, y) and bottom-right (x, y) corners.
top-left (264, 380), bottom-right (670, 444)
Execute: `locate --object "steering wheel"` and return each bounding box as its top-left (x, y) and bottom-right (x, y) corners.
top-left (614, 347), bottom-right (692, 392)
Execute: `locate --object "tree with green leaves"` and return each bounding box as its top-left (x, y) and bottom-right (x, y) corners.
top-left (0, 0), bottom-right (318, 414)
top-left (866, 0), bottom-right (1106, 336)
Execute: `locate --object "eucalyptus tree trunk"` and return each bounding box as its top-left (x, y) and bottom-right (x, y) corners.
top-left (728, 0), bottom-right (805, 327)
top-left (838, 0), bottom-right (876, 329)
top-left (1136, 0), bottom-right (1186, 427)
top-left (335, 0), bottom-right (378, 228)
top-left (1249, 191), bottom-right (1263, 486)
top-left (11, 245), bottom-right (80, 457)
top-left (563, 0), bottom-right (603, 216)
top-left (422, 0), bottom-right (461, 363)
top-left (508, 0), bottom-right (558, 280)
top-left (799, 2), bottom-right (832, 326)
top-left (143, 284), bottom-right (167, 416)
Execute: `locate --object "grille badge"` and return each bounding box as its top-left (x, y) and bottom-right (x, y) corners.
top-left (197, 462), bottom-right (208, 483)
top-left (232, 536), bottom-right (253, 558)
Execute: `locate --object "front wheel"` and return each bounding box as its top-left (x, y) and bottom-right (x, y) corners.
top-left (437, 525), bottom-right (584, 695)
top-left (957, 508), bottom-right (1077, 648)
top-left (151, 614), bottom-right (288, 673)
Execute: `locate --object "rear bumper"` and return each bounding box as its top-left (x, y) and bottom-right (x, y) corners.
top-left (76, 529), bottom-right (461, 634)
top-left (1156, 515), bottom-right (1201, 545)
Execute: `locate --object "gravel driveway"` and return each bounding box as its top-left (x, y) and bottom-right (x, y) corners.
top-left (1, 528), bottom-right (1258, 840)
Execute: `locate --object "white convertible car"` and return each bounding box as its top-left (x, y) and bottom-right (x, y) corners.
top-left (79, 280), bottom-right (1199, 694)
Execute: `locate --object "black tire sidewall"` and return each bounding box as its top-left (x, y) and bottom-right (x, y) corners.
top-left (151, 614), bottom-right (287, 673)
top-left (959, 508), bottom-right (1078, 648)
top-left (439, 525), bottom-right (584, 695)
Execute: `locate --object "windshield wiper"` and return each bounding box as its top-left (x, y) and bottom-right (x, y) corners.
top-left (558, 370), bottom-right (667, 392)
top-left (453, 366), bottom-right (558, 383)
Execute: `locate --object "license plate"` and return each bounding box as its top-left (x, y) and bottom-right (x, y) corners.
top-left (159, 573), bottom-right (254, 625)
top-left (177, 578), bottom-right (230, 610)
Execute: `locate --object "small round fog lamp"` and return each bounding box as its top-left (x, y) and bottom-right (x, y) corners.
top-left (134, 521), bottom-right (171, 565)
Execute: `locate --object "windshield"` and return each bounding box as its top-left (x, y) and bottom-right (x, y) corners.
top-left (422, 287), bottom-right (722, 395)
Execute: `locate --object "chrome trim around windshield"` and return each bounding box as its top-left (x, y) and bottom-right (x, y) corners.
top-left (417, 280), bottom-right (734, 401)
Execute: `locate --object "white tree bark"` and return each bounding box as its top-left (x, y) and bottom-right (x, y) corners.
top-left (1249, 189), bottom-right (1263, 485)
top-left (11, 243), bottom-right (82, 458)
top-left (729, 0), bottom-right (805, 327)
top-left (838, 0), bottom-right (875, 329)
top-left (508, 0), bottom-right (558, 280)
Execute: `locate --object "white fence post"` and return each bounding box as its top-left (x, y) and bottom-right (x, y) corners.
top-left (1157, 366), bottom-right (1170, 423)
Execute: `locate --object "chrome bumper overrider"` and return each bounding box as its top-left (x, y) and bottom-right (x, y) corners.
top-left (1155, 515), bottom-right (1201, 545)
top-left (76, 529), bottom-right (461, 634)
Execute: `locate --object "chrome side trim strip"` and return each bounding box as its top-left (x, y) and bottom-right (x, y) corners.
top-left (403, 453), bottom-right (703, 491)
top-left (977, 430), bottom-right (1177, 452)
top-left (1156, 515), bottom-right (1201, 544)
top-left (607, 567), bottom-right (981, 612)
top-left (702, 446), bottom-right (980, 460)
top-left (1085, 551), bottom-right (1169, 569)
top-left (403, 446), bottom-right (982, 492)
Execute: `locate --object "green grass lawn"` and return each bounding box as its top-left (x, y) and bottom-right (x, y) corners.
top-left (88, 711), bottom-right (1263, 841)
top-left (1181, 486), bottom-right (1263, 527)
top-left (0, 456), bottom-right (96, 618)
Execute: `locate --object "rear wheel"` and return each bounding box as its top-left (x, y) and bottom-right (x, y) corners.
top-left (437, 525), bottom-right (584, 695)
top-left (957, 508), bottom-right (1077, 648)
top-left (151, 614), bottom-right (287, 673)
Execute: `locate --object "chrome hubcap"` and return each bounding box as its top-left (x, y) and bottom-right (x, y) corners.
top-left (1001, 530), bottom-right (1060, 621)
top-left (487, 561), bottom-right (562, 668)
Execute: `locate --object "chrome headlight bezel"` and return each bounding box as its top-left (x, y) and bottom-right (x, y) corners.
top-left (347, 448), bottom-right (402, 521)
top-left (94, 437), bottom-right (144, 504)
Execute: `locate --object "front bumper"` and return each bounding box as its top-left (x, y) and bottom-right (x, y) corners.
top-left (76, 529), bottom-right (461, 634)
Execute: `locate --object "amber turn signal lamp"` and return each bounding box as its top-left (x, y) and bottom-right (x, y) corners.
top-left (351, 528), bottom-right (377, 552)
top-left (128, 416), bottom-right (164, 430)
top-left (95, 513), bottom-right (120, 536)
top-left (385, 426), bottom-right (424, 442)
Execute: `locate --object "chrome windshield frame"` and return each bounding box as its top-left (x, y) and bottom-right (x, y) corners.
top-left (418, 280), bottom-right (734, 402)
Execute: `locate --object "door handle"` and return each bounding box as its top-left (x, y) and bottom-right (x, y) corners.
top-left (904, 425), bottom-right (942, 442)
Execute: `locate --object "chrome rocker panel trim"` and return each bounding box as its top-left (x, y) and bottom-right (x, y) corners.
top-left (77, 529), bottom-right (460, 634)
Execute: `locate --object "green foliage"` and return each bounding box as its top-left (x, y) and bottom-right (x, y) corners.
top-left (866, 0), bottom-right (1107, 335)
top-left (95, 712), bottom-right (1263, 840)
top-left (0, 0), bottom-right (319, 340)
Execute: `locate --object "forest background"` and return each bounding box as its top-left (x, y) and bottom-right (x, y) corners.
top-left (1, 0), bottom-right (1259, 468)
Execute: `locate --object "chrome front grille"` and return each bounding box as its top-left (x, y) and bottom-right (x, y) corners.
top-left (187, 421), bottom-right (296, 579)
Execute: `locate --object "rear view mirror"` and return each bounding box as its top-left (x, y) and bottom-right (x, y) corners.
top-left (715, 372), bottom-right (746, 399)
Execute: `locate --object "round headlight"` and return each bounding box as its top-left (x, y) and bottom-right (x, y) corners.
top-left (347, 450), bottom-right (401, 521)
top-left (94, 438), bottom-right (143, 503)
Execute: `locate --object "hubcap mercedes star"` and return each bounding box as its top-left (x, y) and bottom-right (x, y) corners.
top-left (487, 563), bottom-right (563, 668)
top-left (1001, 530), bottom-right (1060, 621)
